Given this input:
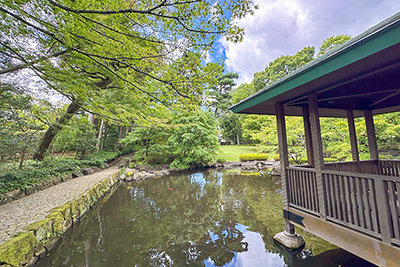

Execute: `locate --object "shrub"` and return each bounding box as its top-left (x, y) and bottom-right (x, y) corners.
top-left (217, 158), bottom-right (226, 164)
top-left (273, 154), bottom-right (280, 161)
top-left (239, 153), bottom-right (268, 161)
top-left (81, 151), bottom-right (120, 167)
top-left (144, 152), bottom-right (170, 165)
top-left (323, 157), bottom-right (338, 163)
top-left (0, 151), bottom-right (121, 195)
top-left (289, 157), bottom-right (308, 165)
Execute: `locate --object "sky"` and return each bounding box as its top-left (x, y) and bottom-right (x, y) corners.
top-left (210, 0), bottom-right (400, 85)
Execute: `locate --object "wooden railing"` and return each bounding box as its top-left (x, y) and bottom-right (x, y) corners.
top-left (323, 170), bottom-right (381, 239)
top-left (324, 160), bottom-right (378, 174)
top-left (286, 160), bottom-right (400, 246)
top-left (286, 166), bottom-right (319, 214)
top-left (378, 160), bottom-right (400, 176)
top-left (324, 159), bottom-right (400, 177)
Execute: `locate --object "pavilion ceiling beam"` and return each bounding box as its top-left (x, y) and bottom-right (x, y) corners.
top-left (285, 61), bottom-right (400, 106)
top-left (288, 88), bottom-right (400, 106)
top-left (369, 91), bottom-right (400, 108)
top-left (314, 61), bottom-right (400, 95)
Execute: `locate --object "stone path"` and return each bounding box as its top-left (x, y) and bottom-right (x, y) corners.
top-left (0, 164), bottom-right (121, 246)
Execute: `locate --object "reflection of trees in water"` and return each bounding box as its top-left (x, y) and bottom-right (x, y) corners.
top-left (35, 171), bottom-right (335, 267)
top-left (135, 172), bottom-right (249, 266)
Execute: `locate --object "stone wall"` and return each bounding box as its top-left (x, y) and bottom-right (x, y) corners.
top-left (0, 170), bottom-right (123, 267)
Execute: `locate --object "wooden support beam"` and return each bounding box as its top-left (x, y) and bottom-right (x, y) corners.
top-left (346, 110), bottom-right (360, 162)
top-left (308, 94), bottom-right (326, 219)
top-left (276, 103), bottom-right (295, 235)
top-left (364, 110), bottom-right (379, 160)
top-left (302, 106), bottom-right (314, 166)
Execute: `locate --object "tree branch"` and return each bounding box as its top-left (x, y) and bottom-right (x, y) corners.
top-left (0, 7), bottom-right (61, 43)
top-left (0, 47), bottom-right (70, 75)
top-left (79, 14), bottom-right (166, 45)
top-left (48, 0), bottom-right (168, 15)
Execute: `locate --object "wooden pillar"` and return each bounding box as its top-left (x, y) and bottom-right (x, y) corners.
top-left (346, 110), bottom-right (359, 162)
top-left (364, 110), bottom-right (379, 160)
top-left (308, 94), bottom-right (326, 219)
top-left (302, 106), bottom-right (314, 166)
top-left (276, 103), bottom-right (295, 235)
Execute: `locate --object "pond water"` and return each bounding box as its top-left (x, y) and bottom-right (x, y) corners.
top-left (35, 169), bottom-right (375, 267)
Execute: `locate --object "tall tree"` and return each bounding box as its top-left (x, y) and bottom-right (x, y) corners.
top-left (317, 35), bottom-right (351, 57)
top-left (0, 83), bottom-right (43, 167)
top-left (252, 46), bottom-right (315, 92)
top-left (1, 0), bottom-right (257, 160)
top-left (209, 72), bottom-right (239, 117)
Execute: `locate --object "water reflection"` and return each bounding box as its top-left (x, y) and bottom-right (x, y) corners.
top-left (35, 170), bottom-right (372, 267)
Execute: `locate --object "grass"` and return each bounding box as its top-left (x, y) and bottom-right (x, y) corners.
top-left (216, 145), bottom-right (258, 162)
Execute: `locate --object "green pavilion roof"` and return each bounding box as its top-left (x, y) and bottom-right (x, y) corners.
top-left (230, 11), bottom-right (400, 118)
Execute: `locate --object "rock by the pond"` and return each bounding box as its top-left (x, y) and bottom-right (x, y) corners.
top-left (81, 168), bottom-right (94, 175)
top-left (92, 167), bottom-right (102, 173)
top-left (72, 172), bottom-right (84, 178)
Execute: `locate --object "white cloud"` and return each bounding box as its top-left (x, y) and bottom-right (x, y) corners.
top-left (204, 51), bottom-right (213, 64)
top-left (221, 0), bottom-right (400, 85)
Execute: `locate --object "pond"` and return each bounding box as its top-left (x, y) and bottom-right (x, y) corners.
top-left (34, 169), bottom-right (375, 267)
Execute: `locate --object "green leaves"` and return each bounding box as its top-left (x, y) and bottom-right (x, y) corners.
top-left (317, 35), bottom-right (351, 57)
top-left (121, 110), bottom-right (219, 169)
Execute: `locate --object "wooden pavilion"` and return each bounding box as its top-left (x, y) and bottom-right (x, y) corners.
top-left (231, 12), bottom-right (400, 267)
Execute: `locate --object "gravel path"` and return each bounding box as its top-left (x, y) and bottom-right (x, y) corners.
top-left (0, 164), bottom-right (121, 245)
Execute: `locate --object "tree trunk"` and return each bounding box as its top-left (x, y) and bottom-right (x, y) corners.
top-left (33, 101), bottom-right (81, 161)
top-left (97, 119), bottom-right (104, 148)
top-left (88, 112), bottom-right (95, 124)
top-left (19, 149), bottom-right (26, 169)
top-left (236, 133), bottom-right (240, 145)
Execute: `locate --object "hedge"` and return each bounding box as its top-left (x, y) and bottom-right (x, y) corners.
top-left (239, 153), bottom-right (268, 161)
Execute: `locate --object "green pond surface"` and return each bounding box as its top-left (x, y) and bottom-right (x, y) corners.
top-left (34, 169), bottom-right (376, 267)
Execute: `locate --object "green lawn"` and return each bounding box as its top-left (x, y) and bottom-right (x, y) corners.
top-left (216, 145), bottom-right (258, 162)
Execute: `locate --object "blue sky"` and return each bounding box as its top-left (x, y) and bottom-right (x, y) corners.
top-left (208, 0), bottom-right (400, 85)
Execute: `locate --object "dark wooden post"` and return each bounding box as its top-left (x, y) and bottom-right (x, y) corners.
top-left (364, 110), bottom-right (379, 161)
top-left (346, 110), bottom-right (360, 162)
top-left (276, 103), bottom-right (295, 235)
top-left (302, 106), bottom-right (314, 166)
top-left (308, 94), bottom-right (326, 219)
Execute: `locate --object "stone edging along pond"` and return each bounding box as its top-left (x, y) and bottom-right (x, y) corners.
top-left (0, 167), bottom-right (173, 267)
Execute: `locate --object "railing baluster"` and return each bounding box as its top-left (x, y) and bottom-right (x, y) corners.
top-left (375, 179), bottom-right (392, 243)
top-left (326, 174), bottom-right (333, 217)
top-left (356, 177), bottom-right (366, 228)
top-left (333, 174), bottom-right (342, 220)
top-left (300, 170), bottom-right (306, 208)
top-left (350, 177), bottom-right (359, 226)
top-left (361, 178), bottom-right (372, 230)
top-left (331, 174), bottom-right (338, 218)
top-left (344, 176), bottom-right (353, 224)
top-left (388, 181), bottom-right (400, 239)
top-left (368, 179), bottom-right (379, 232)
top-left (339, 175), bottom-right (348, 223)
